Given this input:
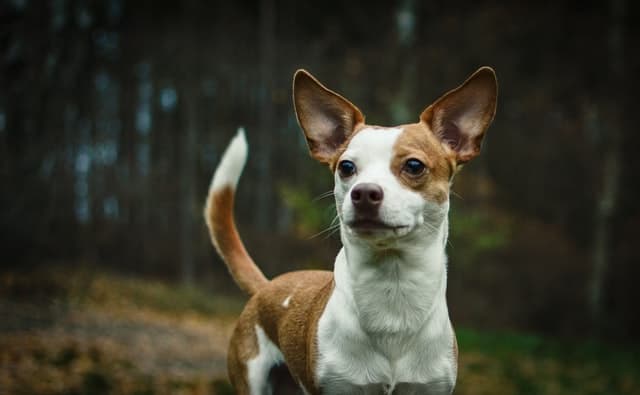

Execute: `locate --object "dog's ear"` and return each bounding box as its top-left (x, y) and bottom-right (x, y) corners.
top-left (421, 67), bottom-right (498, 164)
top-left (293, 70), bottom-right (365, 164)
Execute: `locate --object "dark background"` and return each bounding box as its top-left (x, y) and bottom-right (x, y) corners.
top-left (1, 0), bottom-right (639, 393)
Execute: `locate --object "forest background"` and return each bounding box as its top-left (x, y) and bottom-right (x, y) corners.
top-left (1, 1), bottom-right (639, 394)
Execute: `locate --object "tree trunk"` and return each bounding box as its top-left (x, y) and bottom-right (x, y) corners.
top-left (588, 0), bottom-right (625, 333)
top-left (180, 87), bottom-right (197, 285)
top-left (390, 0), bottom-right (417, 125)
top-left (179, 1), bottom-right (200, 285)
top-left (255, 0), bottom-right (276, 231)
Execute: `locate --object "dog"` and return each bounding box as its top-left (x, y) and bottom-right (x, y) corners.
top-left (204, 67), bottom-right (497, 395)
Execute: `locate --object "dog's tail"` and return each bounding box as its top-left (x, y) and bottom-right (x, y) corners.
top-left (204, 128), bottom-right (269, 296)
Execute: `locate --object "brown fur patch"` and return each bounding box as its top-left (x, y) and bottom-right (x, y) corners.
top-left (391, 123), bottom-right (455, 204)
top-left (205, 186), bottom-right (269, 296)
top-left (227, 296), bottom-right (261, 394)
top-left (228, 270), bottom-right (334, 394)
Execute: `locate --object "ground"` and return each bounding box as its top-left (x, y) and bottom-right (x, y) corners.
top-left (0, 267), bottom-right (638, 395)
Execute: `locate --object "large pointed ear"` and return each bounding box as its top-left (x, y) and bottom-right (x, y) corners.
top-left (421, 67), bottom-right (498, 164)
top-left (293, 70), bottom-right (365, 164)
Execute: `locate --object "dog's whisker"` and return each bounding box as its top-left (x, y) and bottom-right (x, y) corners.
top-left (313, 190), bottom-right (335, 202)
top-left (316, 225), bottom-right (341, 240)
top-left (322, 226), bottom-right (342, 240)
top-left (451, 190), bottom-right (464, 200)
top-left (421, 220), bottom-right (439, 233)
top-left (329, 214), bottom-right (340, 226)
top-left (307, 223), bottom-right (341, 240)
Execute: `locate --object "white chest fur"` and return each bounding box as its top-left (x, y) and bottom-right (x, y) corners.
top-left (315, 225), bottom-right (457, 395)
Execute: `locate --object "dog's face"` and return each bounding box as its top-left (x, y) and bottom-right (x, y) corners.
top-left (332, 124), bottom-right (452, 245)
top-left (294, 69), bottom-right (497, 247)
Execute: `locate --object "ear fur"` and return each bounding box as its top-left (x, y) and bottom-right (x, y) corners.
top-left (293, 70), bottom-right (365, 164)
top-left (421, 67), bottom-right (498, 164)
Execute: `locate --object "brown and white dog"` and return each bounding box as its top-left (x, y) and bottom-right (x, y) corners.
top-left (204, 67), bottom-right (497, 395)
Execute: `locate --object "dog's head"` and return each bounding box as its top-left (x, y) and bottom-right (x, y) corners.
top-left (293, 68), bottom-right (497, 247)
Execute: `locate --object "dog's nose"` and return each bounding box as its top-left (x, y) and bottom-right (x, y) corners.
top-left (351, 183), bottom-right (383, 211)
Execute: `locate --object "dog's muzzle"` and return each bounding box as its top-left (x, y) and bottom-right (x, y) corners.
top-left (348, 183), bottom-right (391, 231)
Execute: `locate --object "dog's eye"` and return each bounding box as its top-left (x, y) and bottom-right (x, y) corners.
top-left (338, 160), bottom-right (357, 178)
top-left (403, 158), bottom-right (426, 176)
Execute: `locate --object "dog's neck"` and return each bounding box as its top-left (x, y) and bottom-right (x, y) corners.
top-left (335, 214), bottom-right (450, 337)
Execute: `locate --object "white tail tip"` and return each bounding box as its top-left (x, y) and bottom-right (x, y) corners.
top-left (211, 127), bottom-right (248, 191)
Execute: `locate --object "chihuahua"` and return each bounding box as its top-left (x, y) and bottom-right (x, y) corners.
top-left (204, 67), bottom-right (497, 394)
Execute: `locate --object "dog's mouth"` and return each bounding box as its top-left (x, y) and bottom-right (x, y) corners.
top-left (347, 219), bottom-right (406, 232)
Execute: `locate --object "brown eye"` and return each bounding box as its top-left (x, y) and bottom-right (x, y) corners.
top-left (403, 158), bottom-right (426, 176)
top-left (338, 160), bottom-right (357, 178)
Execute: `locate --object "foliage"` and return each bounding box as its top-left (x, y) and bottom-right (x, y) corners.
top-left (279, 183), bottom-right (337, 238)
top-left (456, 328), bottom-right (640, 395)
top-left (449, 204), bottom-right (512, 265)
top-left (1, 0), bottom-right (639, 346)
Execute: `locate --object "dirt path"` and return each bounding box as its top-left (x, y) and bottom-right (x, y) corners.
top-left (0, 300), bottom-right (236, 394)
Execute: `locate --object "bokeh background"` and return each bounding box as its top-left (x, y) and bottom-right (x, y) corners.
top-left (1, 0), bottom-right (639, 394)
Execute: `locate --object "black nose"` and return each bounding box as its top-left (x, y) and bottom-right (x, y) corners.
top-left (351, 183), bottom-right (384, 211)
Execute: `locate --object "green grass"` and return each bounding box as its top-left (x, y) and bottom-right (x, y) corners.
top-left (456, 328), bottom-right (640, 395)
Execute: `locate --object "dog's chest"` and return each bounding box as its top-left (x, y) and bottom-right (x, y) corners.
top-left (314, 286), bottom-right (456, 394)
top-left (316, 382), bottom-right (453, 395)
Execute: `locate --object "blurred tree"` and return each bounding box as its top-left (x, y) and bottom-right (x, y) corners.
top-left (390, 0), bottom-right (417, 124)
top-left (179, 0), bottom-right (201, 286)
top-left (1, 0), bottom-right (639, 340)
top-left (255, 0), bottom-right (277, 231)
top-left (588, 0), bottom-right (625, 334)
